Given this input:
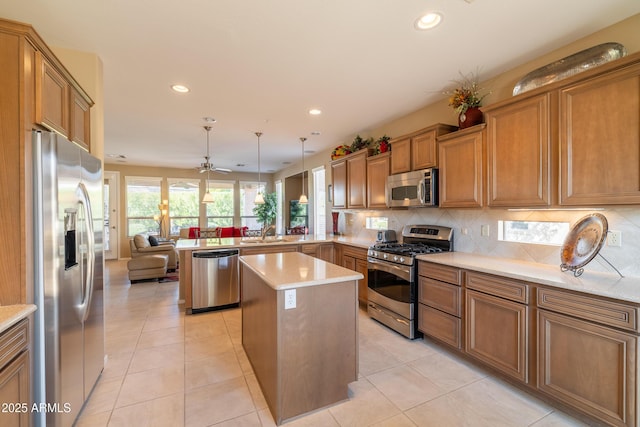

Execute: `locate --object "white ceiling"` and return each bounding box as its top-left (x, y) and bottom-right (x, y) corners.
top-left (2, 1), bottom-right (640, 173)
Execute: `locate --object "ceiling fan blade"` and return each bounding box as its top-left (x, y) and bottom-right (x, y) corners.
top-left (214, 167), bottom-right (232, 174)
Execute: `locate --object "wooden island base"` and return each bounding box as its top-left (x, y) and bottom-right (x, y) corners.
top-left (240, 253), bottom-right (361, 425)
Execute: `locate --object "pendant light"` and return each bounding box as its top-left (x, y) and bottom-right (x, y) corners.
top-left (202, 126), bottom-right (215, 204)
top-left (299, 137), bottom-right (308, 204)
top-left (254, 132), bottom-right (265, 204)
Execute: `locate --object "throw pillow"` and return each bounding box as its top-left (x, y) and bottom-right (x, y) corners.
top-left (149, 235), bottom-right (159, 246)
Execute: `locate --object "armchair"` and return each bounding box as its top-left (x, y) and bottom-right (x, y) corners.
top-left (129, 234), bottom-right (178, 271)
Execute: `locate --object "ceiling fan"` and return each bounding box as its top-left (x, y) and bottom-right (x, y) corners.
top-left (196, 125), bottom-right (232, 174)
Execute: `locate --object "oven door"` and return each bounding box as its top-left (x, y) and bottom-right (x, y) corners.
top-left (367, 258), bottom-right (414, 315)
top-left (367, 258), bottom-right (417, 338)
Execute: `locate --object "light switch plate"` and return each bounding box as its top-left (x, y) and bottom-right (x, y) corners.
top-left (284, 289), bottom-right (296, 309)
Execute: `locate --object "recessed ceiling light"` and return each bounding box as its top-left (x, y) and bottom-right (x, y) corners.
top-left (236, 163), bottom-right (246, 167)
top-left (203, 116), bottom-right (216, 123)
top-left (282, 161), bottom-right (292, 165)
top-left (311, 131), bottom-right (321, 136)
top-left (171, 84), bottom-right (190, 93)
top-left (414, 12), bottom-right (442, 30)
top-left (309, 109), bottom-right (322, 116)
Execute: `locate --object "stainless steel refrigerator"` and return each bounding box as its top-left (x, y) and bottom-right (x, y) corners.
top-left (32, 130), bottom-right (104, 427)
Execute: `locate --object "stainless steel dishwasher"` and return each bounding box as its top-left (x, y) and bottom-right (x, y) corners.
top-left (191, 249), bottom-right (239, 312)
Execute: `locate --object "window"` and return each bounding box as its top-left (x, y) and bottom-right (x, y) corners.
top-left (366, 216), bottom-right (389, 230)
top-left (313, 166), bottom-right (326, 236)
top-left (289, 200), bottom-right (308, 228)
top-left (168, 178), bottom-right (200, 234)
top-left (240, 181), bottom-right (265, 230)
top-left (205, 180), bottom-right (235, 227)
top-left (126, 176), bottom-right (162, 236)
top-left (498, 220), bottom-right (570, 245)
top-left (275, 180), bottom-right (283, 235)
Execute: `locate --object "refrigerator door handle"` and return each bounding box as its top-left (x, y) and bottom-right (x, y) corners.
top-left (76, 182), bottom-right (95, 323)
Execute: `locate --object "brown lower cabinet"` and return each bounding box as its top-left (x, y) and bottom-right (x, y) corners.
top-left (0, 319), bottom-right (30, 427)
top-left (465, 289), bottom-right (529, 383)
top-left (417, 260), bottom-right (640, 426)
top-left (336, 244), bottom-right (369, 304)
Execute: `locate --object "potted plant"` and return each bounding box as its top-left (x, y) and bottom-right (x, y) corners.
top-left (253, 192), bottom-right (277, 239)
top-left (375, 135), bottom-right (391, 154)
top-left (447, 71), bottom-right (489, 129)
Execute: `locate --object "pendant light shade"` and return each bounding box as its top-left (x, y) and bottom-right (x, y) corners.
top-left (254, 132), bottom-right (264, 204)
top-left (202, 126), bottom-right (214, 204)
top-left (299, 137), bottom-right (308, 204)
top-left (202, 189), bottom-right (214, 204)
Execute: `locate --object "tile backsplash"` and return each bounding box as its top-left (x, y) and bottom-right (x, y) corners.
top-left (335, 207), bottom-right (640, 278)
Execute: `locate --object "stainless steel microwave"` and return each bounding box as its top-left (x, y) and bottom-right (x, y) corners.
top-left (386, 168), bottom-right (438, 208)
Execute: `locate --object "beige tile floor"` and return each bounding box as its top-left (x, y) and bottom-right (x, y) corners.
top-left (75, 259), bottom-right (588, 427)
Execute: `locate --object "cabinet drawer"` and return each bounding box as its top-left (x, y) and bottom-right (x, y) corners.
top-left (418, 304), bottom-right (461, 349)
top-left (466, 271), bottom-right (528, 304)
top-left (419, 262), bottom-right (461, 285)
top-left (418, 276), bottom-right (461, 316)
top-left (0, 319), bottom-right (28, 370)
top-left (538, 288), bottom-right (639, 332)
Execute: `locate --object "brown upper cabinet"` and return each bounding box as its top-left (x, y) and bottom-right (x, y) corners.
top-left (389, 124), bottom-right (457, 174)
top-left (366, 152), bottom-right (390, 209)
top-left (0, 18), bottom-right (93, 306)
top-left (438, 125), bottom-right (485, 208)
top-left (484, 93), bottom-right (552, 207)
top-left (331, 149), bottom-right (371, 209)
top-left (35, 51), bottom-right (70, 138)
top-left (559, 60), bottom-right (640, 205)
top-left (482, 51), bottom-right (640, 208)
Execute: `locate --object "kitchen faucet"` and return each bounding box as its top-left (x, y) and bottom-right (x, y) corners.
top-left (261, 224), bottom-right (276, 240)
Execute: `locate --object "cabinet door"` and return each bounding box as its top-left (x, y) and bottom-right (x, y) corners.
top-left (70, 87), bottom-right (91, 150)
top-left (466, 289), bottom-right (528, 382)
top-left (438, 128), bottom-right (484, 208)
top-left (485, 93), bottom-right (551, 207)
top-left (390, 137), bottom-right (411, 174)
top-left (35, 51), bottom-right (69, 137)
top-left (318, 244), bottom-right (334, 263)
top-left (538, 310), bottom-right (636, 427)
top-left (366, 153), bottom-right (390, 209)
top-left (347, 151), bottom-right (367, 208)
top-left (559, 64), bottom-right (640, 205)
top-left (412, 130), bottom-right (437, 170)
top-left (331, 159), bottom-right (347, 209)
top-left (0, 351), bottom-right (30, 427)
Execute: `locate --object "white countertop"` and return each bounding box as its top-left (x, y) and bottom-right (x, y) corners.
top-left (176, 235), bottom-right (372, 251)
top-left (417, 252), bottom-right (640, 304)
top-left (0, 304), bottom-right (36, 334)
top-left (240, 252), bottom-right (363, 291)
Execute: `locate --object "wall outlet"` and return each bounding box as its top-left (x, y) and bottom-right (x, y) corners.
top-left (461, 227), bottom-right (469, 235)
top-left (284, 289), bottom-right (296, 309)
top-left (481, 224), bottom-right (490, 237)
top-left (607, 230), bottom-right (622, 247)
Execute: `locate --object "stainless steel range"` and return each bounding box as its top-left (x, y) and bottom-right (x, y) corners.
top-left (367, 225), bottom-right (453, 339)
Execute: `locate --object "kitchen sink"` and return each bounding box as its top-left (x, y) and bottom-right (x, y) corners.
top-left (239, 238), bottom-right (285, 244)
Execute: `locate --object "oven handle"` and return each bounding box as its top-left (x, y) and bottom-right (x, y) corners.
top-left (367, 257), bottom-right (412, 282)
top-left (368, 303), bottom-right (410, 326)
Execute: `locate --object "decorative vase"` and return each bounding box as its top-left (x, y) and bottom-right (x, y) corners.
top-left (332, 212), bottom-right (340, 235)
top-left (458, 107), bottom-right (484, 129)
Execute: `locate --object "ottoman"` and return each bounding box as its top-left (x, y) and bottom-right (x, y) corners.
top-left (127, 254), bottom-right (168, 283)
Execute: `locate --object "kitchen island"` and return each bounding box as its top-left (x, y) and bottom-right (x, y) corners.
top-left (240, 252), bottom-right (362, 425)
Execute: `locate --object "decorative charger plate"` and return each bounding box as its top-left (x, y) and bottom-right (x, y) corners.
top-left (560, 213), bottom-right (608, 276)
